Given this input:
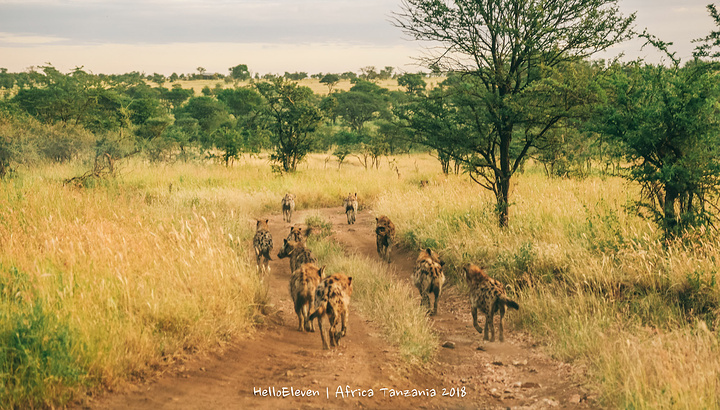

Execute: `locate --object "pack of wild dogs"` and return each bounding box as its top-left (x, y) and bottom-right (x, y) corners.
top-left (253, 192), bottom-right (519, 350)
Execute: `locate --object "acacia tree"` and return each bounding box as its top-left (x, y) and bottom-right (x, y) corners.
top-left (335, 79), bottom-right (389, 131)
top-left (255, 78), bottom-right (324, 172)
top-left (319, 74), bottom-right (340, 94)
top-left (598, 62), bottom-right (720, 239)
top-left (229, 64), bottom-right (251, 81)
top-left (596, 10), bottom-right (720, 239)
top-left (397, 73), bottom-right (427, 95)
top-left (398, 78), bottom-right (468, 174)
top-left (394, 0), bottom-right (634, 227)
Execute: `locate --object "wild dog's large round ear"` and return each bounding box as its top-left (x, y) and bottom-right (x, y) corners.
top-left (348, 277), bottom-right (353, 285)
top-left (265, 219), bottom-right (269, 224)
top-left (426, 248), bottom-right (432, 255)
top-left (319, 265), bottom-right (326, 276)
top-left (283, 238), bottom-right (288, 245)
top-left (440, 260), bottom-right (446, 267)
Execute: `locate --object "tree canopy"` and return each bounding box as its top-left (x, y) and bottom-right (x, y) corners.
top-left (394, 0), bottom-right (635, 227)
top-left (255, 78), bottom-right (324, 172)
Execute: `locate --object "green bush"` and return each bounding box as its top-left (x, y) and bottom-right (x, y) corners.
top-left (0, 266), bottom-right (88, 407)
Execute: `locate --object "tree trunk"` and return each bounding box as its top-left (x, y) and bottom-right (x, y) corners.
top-left (663, 184), bottom-right (679, 238)
top-left (497, 123), bottom-right (513, 228)
top-left (438, 151), bottom-right (450, 174)
top-left (496, 175), bottom-right (510, 228)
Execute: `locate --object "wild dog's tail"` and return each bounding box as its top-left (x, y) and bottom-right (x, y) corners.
top-left (308, 300), bottom-right (327, 321)
top-left (502, 296), bottom-right (519, 310)
top-left (430, 262), bottom-right (443, 278)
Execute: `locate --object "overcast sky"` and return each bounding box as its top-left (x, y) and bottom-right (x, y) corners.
top-left (0, 0), bottom-right (716, 76)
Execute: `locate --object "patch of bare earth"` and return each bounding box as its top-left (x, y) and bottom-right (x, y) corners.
top-left (84, 208), bottom-right (594, 409)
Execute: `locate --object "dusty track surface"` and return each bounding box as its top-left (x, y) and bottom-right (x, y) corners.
top-left (88, 208), bottom-right (595, 409)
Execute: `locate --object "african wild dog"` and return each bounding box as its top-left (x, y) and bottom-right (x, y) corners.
top-left (282, 193), bottom-right (296, 223)
top-left (375, 215), bottom-right (396, 263)
top-left (277, 238), bottom-right (317, 273)
top-left (287, 225), bottom-right (303, 242)
top-left (343, 193), bottom-right (358, 225)
top-left (309, 273), bottom-right (353, 349)
top-left (289, 263), bottom-right (325, 332)
top-left (463, 264), bottom-right (519, 342)
top-left (412, 248), bottom-right (445, 315)
top-left (253, 219), bottom-right (273, 274)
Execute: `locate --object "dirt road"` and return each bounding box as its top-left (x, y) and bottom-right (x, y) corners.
top-left (89, 207), bottom-right (593, 409)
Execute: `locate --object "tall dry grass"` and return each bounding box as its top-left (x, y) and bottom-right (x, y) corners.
top-left (7, 152), bottom-right (717, 408)
top-left (0, 163), bottom-right (266, 406)
top-left (0, 154), bottom-right (437, 406)
top-left (374, 167), bottom-right (720, 408)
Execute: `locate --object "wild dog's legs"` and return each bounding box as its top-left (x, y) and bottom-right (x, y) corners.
top-left (294, 298), bottom-right (305, 332)
top-left (431, 285), bottom-right (441, 316)
top-left (472, 307), bottom-right (484, 336)
top-left (420, 290), bottom-right (430, 313)
top-left (304, 303), bottom-right (315, 332)
top-left (316, 315), bottom-right (329, 349)
top-left (484, 311), bottom-right (492, 341)
top-left (329, 317), bottom-right (338, 348)
top-left (498, 304), bottom-right (506, 342)
top-left (339, 309), bottom-right (349, 338)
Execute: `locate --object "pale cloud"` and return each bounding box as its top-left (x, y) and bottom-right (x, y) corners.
top-left (0, 0), bottom-right (415, 74)
top-left (0, 0), bottom-right (400, 46)
top-left (0, 32), bottom-right (68, 45)
top-left (1, 0), bottom-right (718, 74)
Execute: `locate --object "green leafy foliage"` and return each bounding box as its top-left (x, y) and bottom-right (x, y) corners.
top-left (394, 0), bottom-right (635, 226)
top-left (319, 73), bottom-right (340, 93)
top-left (229, 64), bottom-right (251, 81)
top-left (335, 80), bottom-right (389, 132)
top-left (255, 78), bottom-right (324, 172)
top-left (0, 266), bottom-right (88, 407)
top-left (596, 61), bottom-right (720, 238)
top-left (397, 73), bottom-right (426, 95)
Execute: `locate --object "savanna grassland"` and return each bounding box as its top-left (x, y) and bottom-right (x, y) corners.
top-left (373, 163), bottom-right (720, 408)
top-left (0, 153), bottom-right (437, 407)
top-left (2, 153), bottom-right (720, 408)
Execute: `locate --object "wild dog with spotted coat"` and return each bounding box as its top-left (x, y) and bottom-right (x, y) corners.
top-left (463, 264), bottom-right (519, 342)
top-left (343, 193), bottom-right (358, 224)
top-left (375, 215), bottom-right (396, 263)
top-left (277, 238), bottom-right (317, 273)
top-left (286, 225), bottom-right (303, 242)
top-left (253, 219), bottom-right (273, 274)
top-left (289, 263), bottom-right (325, 332)
top-left (309, 273), bottom-right (353, 349)
top-left (282, 193), bottom-right (296, 223)
top-left (412, 248), bottom-right (445, 315)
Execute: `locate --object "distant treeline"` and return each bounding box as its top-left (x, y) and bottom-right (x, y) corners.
top-left (1, 54), bottom-right (719, 238)
top-left (0, 64), bottom-right (426, 89)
